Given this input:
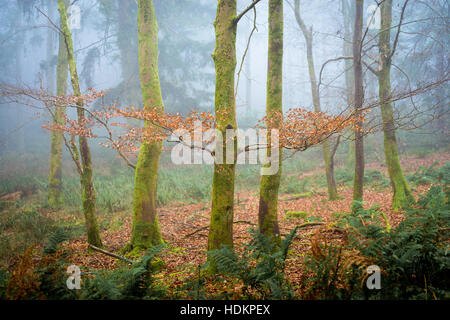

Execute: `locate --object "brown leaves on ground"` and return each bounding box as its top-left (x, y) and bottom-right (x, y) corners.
top-left (62, 152), bottom-right (448, 297)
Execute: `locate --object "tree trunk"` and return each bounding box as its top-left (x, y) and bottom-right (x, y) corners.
top-left (207, 0), bottom-right (238, 255)
top-left (378, 0), bottom-right (414, 210)
top-left (294, 0), bottom-right (338, 200)
top-left (258, 0), bottom-right (283, 239)
top-left (127, 0), bottom-right (164, 252)
top-left (352, 0), bottom-right (365, 205)
top-left (342, 0), bottom-right (355, 170)
top-left (48, 0), bottom-right (69, 208)
top-left (57, 0), bottom-right (102, 247)
top-left (15, 1), bottom-right (25, 154)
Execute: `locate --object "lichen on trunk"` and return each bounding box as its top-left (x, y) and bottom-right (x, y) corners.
top-left (57, 0), bottom-right (102, 247)
top-left (258, 0), bottom-right (283, 240)
top-left (48, 0), bottom-right (69, 208)
top-left (207, 0), bottom-right (238, 259)
top-left (352, 0), bottom-right (365, 207)
top-left (378, 0), bottom-right (414, 210)
top-left (126, 0), bottom-right (164, 253)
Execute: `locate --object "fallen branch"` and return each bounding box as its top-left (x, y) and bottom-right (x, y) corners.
top-left (88, 244), bottom-right (134, 264)
top-left (184, 220), bottom-right (256, 238)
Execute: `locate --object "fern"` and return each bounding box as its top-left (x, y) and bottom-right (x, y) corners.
top-left (303, 185), bottom-right (450, 300)
top-left (43, 228), bottom-right (69, 255)
top-left (81, 244), bottom-right (167, 300)
top-left (207, 228), bottom-right (297, 299)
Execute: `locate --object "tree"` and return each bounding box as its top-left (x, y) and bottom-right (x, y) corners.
top-left (352, 0), bottom-right (365, 206)
top-left (57, 0), bottom-right (102, 247)
top-left (341, 0), bottom-right (355, 169)
top-left (208, 0), bottom-right (239, 257)
top-left (377, 0), bottom-right (414, 209)
top-left (207, 0), bottom-right (264, 267)
top-left (292, 0), bottom-right (338, 200)
top-left (48, 0), bottom-right (69, 208)
top-left (126, 0), bottom-right (164, 253)
top-left (258, 0), bottom-right (283, 239)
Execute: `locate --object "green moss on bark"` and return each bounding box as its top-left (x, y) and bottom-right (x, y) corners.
top-left (48, 0), bottom-right (69, 208)
top-left (378, 0), bottom-right (414, 210)
top-left (58, 0), bottom-right (102, 247)
top-left (352, 0), bottom-right (365, 206)
top-left (126, 0), bottom-right (164, 252)
top-left (258, 0), bottom-right (283, 240)
top-left (207, 1), bottom-right (238, 271)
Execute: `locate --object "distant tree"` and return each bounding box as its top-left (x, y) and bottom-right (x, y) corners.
top-left (341, 0), bottom-right (355, 170)
top-left (292, 0), bottom-right (339, 201)
top-left (376, 0), bottom-right (414, 209)
top-left (352, 0), bottom-right (365, 207)
top-left (48, 0), bottom-right (69, 209)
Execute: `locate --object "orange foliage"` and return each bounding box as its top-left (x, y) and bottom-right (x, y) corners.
top-left (43, 90), bottom-right (364, 158)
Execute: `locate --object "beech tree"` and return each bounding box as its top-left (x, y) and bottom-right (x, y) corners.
top-left (207, 0), bottom-right (240, 258)
top-left (258, 0), bottom-right (283, 239)
top-left (352, 0), bottom-right (365, 206)
top-left (48, 0), bottom-right (69, 208)
top-left (376, 0), bottom-right (414, 209)
top-left (125, 0), bottom-right (165, 253)
top-left (57, 0), bottom-right (102, 247)
top-left (341, 0), bottom-right (356, 169)
top-left (292, 0), bottom-right (339, 200)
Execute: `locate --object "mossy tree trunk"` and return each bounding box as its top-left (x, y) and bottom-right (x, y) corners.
top-left (294, 0), bottom-right (338, 200)
top-left (258, 0), bottom-right (283, 239)
top-left (126, 0), bottom-right (164, 252)
top-left (342, 0), bottom-right (355, 170)
top-left (352, 0), bottom-right (365, 205)
top-left (207, 0), bottom-right (238, 255)
top-left (48, 0), bottom-right (69, 208)
top-left (57, 0), bottom-right (102, 247)
top-left (378, 0), bottom-right (414, 210)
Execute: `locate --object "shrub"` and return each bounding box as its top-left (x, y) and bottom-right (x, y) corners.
top-left (207, 228), bottom-right (298, 299)
top-left (407, 161), bottom-right (449, 187)
top-left (80, 245), bottom-right (167, 300)
top-left (1, 231), bottom-right (167, 300)
top-left (303, 185), bottom-right (450, 300)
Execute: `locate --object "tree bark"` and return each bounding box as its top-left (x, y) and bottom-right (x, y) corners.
top-left (258, 0), bottom-right (283, 239)
top-left (208, 0), bottom-right (238, 255)
top-left (57, 0), bottom-right (102, 247)
top-left (294, 0), bottom-right (338, 200)
top-left (352, 0), bottom-right (365, 206)
top-left (378, 0), bottom-right (414, 210)
top-left (342, 0), bottom-right (355, 169)
top-left (126, 0), bottom-right (164, 252)
top-left (48, 0), bottom-right (69, 208)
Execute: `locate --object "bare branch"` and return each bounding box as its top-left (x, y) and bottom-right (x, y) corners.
top-left (234, 0), bottom-right (263, 25)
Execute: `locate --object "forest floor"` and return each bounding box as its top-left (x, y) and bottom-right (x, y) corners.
top-left (58, 151), bottom-right (449, 297)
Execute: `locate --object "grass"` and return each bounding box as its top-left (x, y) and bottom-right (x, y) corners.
top-left (3, 143), bottom-right (440, 266)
